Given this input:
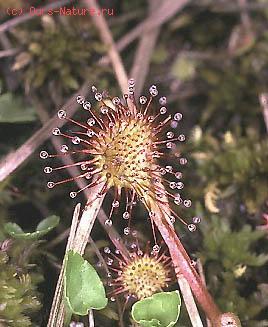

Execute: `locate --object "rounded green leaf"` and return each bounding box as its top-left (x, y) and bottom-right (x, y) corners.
top-left (131, 291), bottom-right (181, 327)
top-left (0, 93), bottom-right (36, 123)
top-left (64, 250), bottom-right (108, 316)
top-left (4, 215), bottom-right (60, 240)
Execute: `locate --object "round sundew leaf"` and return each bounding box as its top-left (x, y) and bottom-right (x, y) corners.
top-left (131, 291), bottom-right (181, 327)
top-left (36, 215), bottom-right (60, 233)
top-left (4, 215), bottom-right (60, 240)
top-left (0, 93), bottom-right (36, 123)
top-left (64, 250), bottom-right (108, 316)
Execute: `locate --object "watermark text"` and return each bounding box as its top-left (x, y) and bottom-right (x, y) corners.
top-left (4, 6), bottom-right (115, 17)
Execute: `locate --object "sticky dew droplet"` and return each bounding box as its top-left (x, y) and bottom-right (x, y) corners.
top-left (152, 244), bottom-right (160, 253)
top-left (44, 167), bottom-right (52, 174)
top-left (112, 200), bottom-right (120, 208)
top-left (60, 145), bottom-right (69, 153)
top-left (187, 224), bottom-right (196, 232)
top-left (123, 212), bottom-right (130, 219)
top-left (69, 192), bottom-right (77, 198)
top-left (174, 112), bottom-right (182, 121)
top-left (139, 95), bottom-right (147, 104)
top-left (112, 97), bottom-right (121, 105)
top-left (76, 95), bottom-right (85, 105)
top-left (72, 136), bottom-right (80, 144)
top-left (83, 101), bottom-right (91, 110)
top-left (124, 227), bottom-right (130, 235)
top-left (149, 85), bottom-right (158, 97)
top-left (47, 181), bottom-right (55, 189)
top-left (95, 92), bottom-right (102, 101)
top-left (57, 110), bottom-right (66, 119)
top-left (104, 247), bottom-right (111, 254)
top-left (105, 219), bottom-right (113, 227)
top-left (184, 199), bottom-right (192, 207)
top-left (40, 151), bottom-right (49, 159)
top-left (87, 118), bottom-right (95, 126)
top-left (166, 131), bottom-right (174, 139)
top-left (160, 106), bottom-right (167, 114)
top-left (52, 128), bottom-right (60, 136)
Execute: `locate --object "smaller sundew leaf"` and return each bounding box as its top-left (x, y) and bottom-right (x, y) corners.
top-left (64, 250), bottom-right (108, 316)
top-left (4, 223), bottom-right (24, 236)
top-left (36, 215), bottom-right (60, 233)
top-left (0, 93), bottom-right (36, 123)
top-left (4, 215), bottom-right (60, 240)
top-left (131, 291), bottom-right (181, 327)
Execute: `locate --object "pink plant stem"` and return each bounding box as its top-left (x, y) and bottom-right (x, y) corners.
top-left (152, 207), bottom-right (221, 324)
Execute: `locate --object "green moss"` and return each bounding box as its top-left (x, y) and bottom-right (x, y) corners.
top-left (12, 16), bottom-right (110, 93)
top-left (198, 214), bottom-right (268, 323)
top-left (0, 241), bottom-right (42, 326)
top-left (189, 131), bottom-right (268, 213)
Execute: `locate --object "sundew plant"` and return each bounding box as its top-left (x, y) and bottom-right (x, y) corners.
top-left (41, 80), bottom-right (193, 232)
top-left (40, 80), bottom-right (240, 326)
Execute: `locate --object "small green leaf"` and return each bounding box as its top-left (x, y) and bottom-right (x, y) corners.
top-left (4, 215), bottom-right (60, 240)
top-left (0, 93), bottom-right (36, 123)
top-left (64, 250), bottom-right (108, 316)
top-left (131, 291), bottom-right (181, 327)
